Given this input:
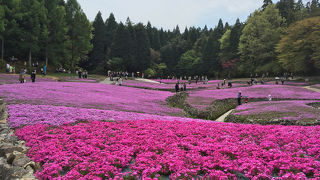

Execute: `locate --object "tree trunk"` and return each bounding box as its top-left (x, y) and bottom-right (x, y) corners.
top-left (45, 56), bottom-right (48, 67)
top-left (1, 38), bottom-right (4, 60)
top-left (29, 49), bottom-right (32, 67)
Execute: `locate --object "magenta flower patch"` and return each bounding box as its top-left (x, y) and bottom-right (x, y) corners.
top-left (15, 120), bottom-right (320, 179)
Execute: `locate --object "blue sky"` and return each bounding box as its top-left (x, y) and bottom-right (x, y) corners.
top-left (77, 0), bottom-right (309, 30)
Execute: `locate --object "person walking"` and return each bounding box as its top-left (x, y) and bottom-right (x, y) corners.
top-left (119, 77), bottom-right (123, 86)
top-left (31, 70), bottom-right (36, 83)
top-left (175, 83), bottom-right (179, 93)
top-left (183, 83), bottom-right (186, 91)
top-left (268, 94), bottom-right (272, 101)
top-left (19, 69), bottom-right (25, 83)
top-left (237, 91), bottom-right (242, 105)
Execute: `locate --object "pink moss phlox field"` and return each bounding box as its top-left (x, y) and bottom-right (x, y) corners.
top-left (234, 100), bottom-right (320, 120)
top-left (123, 80), bottom-right (219, 90)
top-left (188, 85), bottom-right (320, 100)
top-left (0, 82), bottom-right (182, 116)
top-left (0, 73), bottom-right (56, 84)
top-left (15, 120), bottom-right (320, 179)
top-left (7, 104), bottom-right (207, 128)
top-left (265, 81), bottom-right (308, 86)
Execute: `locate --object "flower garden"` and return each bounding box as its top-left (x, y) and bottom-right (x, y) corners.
top-left (1, 74), bottom-right (320, 179)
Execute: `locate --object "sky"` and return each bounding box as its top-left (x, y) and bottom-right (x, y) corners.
top-left (77, 0), bottom-right (308, 30)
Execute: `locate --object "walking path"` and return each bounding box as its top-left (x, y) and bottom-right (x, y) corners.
top-left (215, 109), bottom-right (234, 122)
top-left (100, 78), bottom-right (114, 85)
top-left (100, 77), bottom-right (160, 85)
top-left (135, 78), bottom-right (160, 84)
top-left (304, 86), bottom-right (320, 92)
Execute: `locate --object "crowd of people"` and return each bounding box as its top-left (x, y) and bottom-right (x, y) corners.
top-left (76, 69), bottom-right (88, 79)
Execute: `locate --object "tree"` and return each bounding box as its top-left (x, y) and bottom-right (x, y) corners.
top-left (276, 16), bottom-right (320, 74)
top-left (18, 0), bottom-right (46, 66)
top-left (262, 0), bottom-right (273, 10)
top-left (239, 4), bottom-right (285, 74)
top-left (160, 37), bottom-right (188, 73)
top-left (65, 0), bottom-right (92, 69)
top-left (110, 22), bottom-right (132, 71)
top-left (276, 0), bottom-right (295, 25)
top-left (133, 23), bottom-right (151, 72)
top-left (88, 11), bottom-right (106, 72)
top-left (42, 0), bottom-right (69, 67)
top-left (105, 13), bottom-right (117, 59)
top-left (176, 50), bottom-right (201, 76)
top-left (0, 0), bottom-right (7, 59)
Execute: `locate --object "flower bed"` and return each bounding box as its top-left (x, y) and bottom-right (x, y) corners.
top-left (227, 100), bottom-right (320, 125)
top-left (7, 104), bottom-right (206, 128)
top-left (15, 120), bottom-right (320, 179)
top-left (186, 85), bottom-right (320, 110)
top-left (0, 82), bottom-right (182, 116)
top-left (0, 73), bottom-right (56, 84)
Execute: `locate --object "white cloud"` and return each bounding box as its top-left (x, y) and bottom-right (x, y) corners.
top-left (78, 0), bottom-right (263, 29)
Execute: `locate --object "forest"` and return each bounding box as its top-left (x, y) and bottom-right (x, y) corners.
top-left (0, 0), bottom-right (320, 77)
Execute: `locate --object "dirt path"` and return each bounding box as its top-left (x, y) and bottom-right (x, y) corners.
top-left (135, 78), bottom-right (160, 84)
top-left (100, 78), bottom-right (115, 85)
top-left (215, 109), bottom-right (234, 122)
top-left (304, 86), bottom-right (320, 92)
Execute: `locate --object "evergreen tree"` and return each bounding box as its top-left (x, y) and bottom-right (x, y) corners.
top-left (65, 0), bottom-right (92, 69)
top-left (89, 11), bottom-right (106, 72)
top-left (152, 28), bottom-right (161, 50)
top-left (262, 0), bottom-right (273, 10)
top-left (105, 13), bottom-right (117, 59)
top-left (43, 0), bottom-right (69, 67)
top-left (276, 0), bottom-right (296, 25)
top-left (133, 23), bottom-right (151, 72)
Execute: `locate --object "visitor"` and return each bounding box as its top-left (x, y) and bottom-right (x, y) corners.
top-left (175, 83), bottom-right (179, 93)
top-left (183, 83), bottom-right (186, 91)
top-left (44, 65), bottom-right (47, 76)
top-left (281, 79), bottom-right (285, 85)
top-left (78, 70), bottom-right (82, 79)
top-left (31, 70), bottom-right (36, 83)
top-left (180, 83), bottom-right (183, 91)
top-left (41, 68), bottom-right (44, 75)
top-left (237, 91), bottom-right (242, 105)
top-left (119, 77), bottom-right (123, 86)
top-left (19, 69), bottom-right (25, 83)
top-left (223, 79), bottom-right (226, 86)
top-left (268, 94), bottom-right (272, 101)
top-left (244, 95), bottom-right (248, 103)
top-left (228, 82), bottom-right (232, 88)
top-left (6, 64), bottom-right (10, 73)
top-left (217, 83), bottom-right (220, 89)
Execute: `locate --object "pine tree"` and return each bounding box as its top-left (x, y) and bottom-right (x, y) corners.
top-left (89, 11), bottom-right (106, 72)
top-left (133, 23), bottom-right (151, 72)
top-left (43, 0), bottom-right (69, 67)
top-left (262, 0), bottom-right (273, 10)
top-left (65, 0), bottom-right (92, 69)
top-left (105, 13), bottom-right (117, 59)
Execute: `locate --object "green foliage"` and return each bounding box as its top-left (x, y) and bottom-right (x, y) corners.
top-left (176, 50), bottom-right (201, 76)
top-left (88, 11), bottom-right (106, 73)
top-left (276, 16), bottom-right (320, 74)
top-left (65, 0), bottom-right (92, 69)
top-left (239, 4), bottom-right (285, 74)
top-left (107, 57), bottom-right (125, 71)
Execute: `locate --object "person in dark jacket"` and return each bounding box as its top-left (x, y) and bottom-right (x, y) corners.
top-left (237, 91), bottom-right (242, 105)
top-left (31, 70), bottom-right (36, 83)
top-left (175, 83), bottom-right (179, 93)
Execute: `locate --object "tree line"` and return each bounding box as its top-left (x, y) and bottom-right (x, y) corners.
top-left (0, 0), bottom-right (320, 77)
